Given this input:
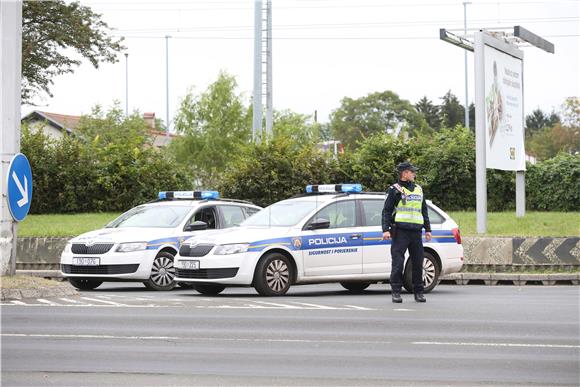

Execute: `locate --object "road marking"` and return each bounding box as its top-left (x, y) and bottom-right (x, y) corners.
top-left (250, 301), bottom-right (302, 309)
top-left (343, 304), bottom-right (374, 310)
top-left (36, 299), bottom-right (60, 306)
top-left (413, 341), bottom-right (580, 349)
top-left (79, 297), bottom-right (130, 306)
top-left (59, 298), bottom-right (80, 304)
top-left (393, 308), bottom-right (416, 312)
top-left (0, 333), bottom-right (391, 345)
top-left (291, 302), bottom-right (337, 310)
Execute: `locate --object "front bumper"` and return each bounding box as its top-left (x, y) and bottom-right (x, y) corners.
top-left (60, 249), bottom-right (157, 280)
top-left (174, 252), bottom-right (259, 285)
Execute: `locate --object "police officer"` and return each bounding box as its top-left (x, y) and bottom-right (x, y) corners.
top-left (382, 162), bottom-right (432, 303)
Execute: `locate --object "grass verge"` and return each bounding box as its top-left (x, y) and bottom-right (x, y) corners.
top-left (448, 211), bottom-right (579, 237)
top-left (19, 213), bottom-right (120, 237)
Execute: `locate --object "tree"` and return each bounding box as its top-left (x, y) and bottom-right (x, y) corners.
top-left (415, 96), bottom-right (441, 132)
top-left (439, 91), bottom-right (465, 129)
top-left (525, 108), bottom-right (560, 138)
top-left (22, 1), bottom-right (124, 104)
top-left (329, 90), bottom-right (429, 149)
top-left (272, 110), bottom-right (321, 147)
top-left (171, 71), bottom-right (251, 187)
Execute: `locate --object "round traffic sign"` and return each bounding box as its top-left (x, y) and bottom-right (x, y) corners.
top-left (6, 153), bottom-right (33, 222)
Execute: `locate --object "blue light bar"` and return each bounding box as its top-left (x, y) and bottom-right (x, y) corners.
top-left (306, 184), bottom-right (362, 194)
top-left (158, 191), bottom-right (220, 200)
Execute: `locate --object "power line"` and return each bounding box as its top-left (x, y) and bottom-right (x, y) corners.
top-left (115, 34), bottom-right (580, 40)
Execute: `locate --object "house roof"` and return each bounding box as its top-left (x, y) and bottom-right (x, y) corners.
top-left (21, 110), bottom-right (81, 134)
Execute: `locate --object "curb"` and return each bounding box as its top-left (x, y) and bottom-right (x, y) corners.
top-left (440, 273), bottom-right (580, 286)
top-left (1, 282), bottom-right (78, 301)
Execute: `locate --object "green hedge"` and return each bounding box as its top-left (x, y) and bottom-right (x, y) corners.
top-left (22, 127), bottom-right (193, 213)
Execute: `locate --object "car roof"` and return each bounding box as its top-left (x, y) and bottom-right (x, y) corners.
top-left (141, 200), bottom-right (260, 208)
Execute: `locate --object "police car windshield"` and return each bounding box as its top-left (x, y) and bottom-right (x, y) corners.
top-left (107, 205), bottom-right (191, 228)
top-left (241, 200), bottom-right (318, 227)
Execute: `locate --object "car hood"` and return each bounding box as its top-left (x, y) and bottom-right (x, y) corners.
top-left (70, 227), bottom-right (177, 244)
top-left (182, 226), bottom-right (295, 246)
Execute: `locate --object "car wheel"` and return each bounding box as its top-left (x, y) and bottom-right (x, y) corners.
top-left (253, 252), bottom-right (293, 296)
top-left (143, 251), bottom-right (176, 291)
top-left (68, 278), bottom-right (103, 290)
top-left (403, 251), bottom-right (440, 293)
top-left (193, 284), bottom-right (226, 295)
top-left (340, 282), bottom-right (371, 293)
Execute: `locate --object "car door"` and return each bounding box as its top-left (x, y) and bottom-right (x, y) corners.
top-left (360, 198), bottom-right (390, 274)
top-left (301, 199), bottom-right (362, 276)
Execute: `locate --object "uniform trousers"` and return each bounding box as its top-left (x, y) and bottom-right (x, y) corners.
top-left (390, 229), bottom-right (424, 293)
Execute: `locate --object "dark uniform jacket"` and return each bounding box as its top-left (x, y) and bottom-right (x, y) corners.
top-left (381, 180), bottom-right (431, 233)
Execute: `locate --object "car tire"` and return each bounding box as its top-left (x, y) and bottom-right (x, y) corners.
top-left (340, 282), bottom-right (371, 293)
top-left (143, 251), bottom-right (176, 291)
top-left (403, 251), bottom-right (440, 293)
top-left (253, 252), bottom-right (293, 296)
top-left (68, 278), bottom-right (103, 290)
top-left (193, 284), bottom-right (226, 295)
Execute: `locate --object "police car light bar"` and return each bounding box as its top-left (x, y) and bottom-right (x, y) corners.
top-left (306, 184), bottom-right (362, 194)
top-left (158, 191), bottom-right (220, 200)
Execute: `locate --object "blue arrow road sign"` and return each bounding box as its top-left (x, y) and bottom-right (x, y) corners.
top-left (6, 153), bottom-right (33, 222)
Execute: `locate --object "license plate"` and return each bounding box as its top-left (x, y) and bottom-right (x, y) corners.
top-left (182, 260), bottom-right (200, 270)
top-left (72, 257), bottom-right (100, 266)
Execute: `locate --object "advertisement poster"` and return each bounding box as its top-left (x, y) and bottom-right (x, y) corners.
top-left (484, 45), bottom-right (526, 171)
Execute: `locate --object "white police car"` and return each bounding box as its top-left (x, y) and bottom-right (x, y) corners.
top-left (60, 191), bottom-right (261, 291)
top-left (174, 184), bottom-right (463, 296)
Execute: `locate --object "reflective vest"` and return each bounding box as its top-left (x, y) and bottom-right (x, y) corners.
top-left (394, 184), bottom-right (424, 226)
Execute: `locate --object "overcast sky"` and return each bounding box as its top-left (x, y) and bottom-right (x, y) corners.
top-left (23, 0), bottom-right (580, 130)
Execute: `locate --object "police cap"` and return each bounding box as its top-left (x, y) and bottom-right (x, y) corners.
top-left (396, 161), bottom-right (418, 172)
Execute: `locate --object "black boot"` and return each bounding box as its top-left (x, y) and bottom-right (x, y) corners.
top-left (392, 291), bottom-right (402, 303)
top-left (414, 293), bottom-right (426, 303)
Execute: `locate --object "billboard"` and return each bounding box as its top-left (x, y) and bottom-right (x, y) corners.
top-left (484, 45), bottom-right (525, 171)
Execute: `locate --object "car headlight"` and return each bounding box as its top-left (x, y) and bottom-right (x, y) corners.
top-left (116, 242), bottom-right (147, 252)
top-left (214, 243), bottom-right (249, 255)
top-left (63, 242), bottom-right (72, 253)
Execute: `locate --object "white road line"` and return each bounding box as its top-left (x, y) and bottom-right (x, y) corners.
top-left (58, 298), bottom-right (80, 304)
top-left (0, 333), bottom-right (391, 345)
top-left (343, 304), bottom-right (374, 310)
top-left (36, 299), bottom-right (60, 306)
top-left (393, 308), bottom-right (416, 312)
top-left (413, 341), bottom-right (580, 349)
top-left (291, 302), bottom-right (338, 310)
top-left (250, 300), bottom-right (302, 309)
top-left (79, 297), bottom-right (129, 306)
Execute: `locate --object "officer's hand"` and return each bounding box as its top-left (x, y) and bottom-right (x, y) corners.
top-left (383, 231), bottom-right (391, 240)
top-left (425, 232), bottom-right (432, 242)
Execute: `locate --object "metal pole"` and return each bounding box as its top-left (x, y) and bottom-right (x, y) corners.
top-left (252, 0), bottom-right (263, 143)
top-left (165, 35), bottom-right (170, 138)
top-left (463, 1), bottom-right (470, 129)
top-left (124, 53), bottom-right (129, 116)
top-left (474, 30), bottom-right (487, 234)
top-left (0, 0), bottom-right (23, 275)
top-left (265, 0), bottom-right (273, 138)
top-left (516, 56), bottom-right (526, 217)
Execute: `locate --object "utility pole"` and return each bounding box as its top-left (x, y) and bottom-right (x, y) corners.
top-left (124, 53), bottom-right (129, 116)
top-left (165, 35), bottom-right (170, 138)
top-left (252, 0), bottom-right (273, 143)
top-left (463, 1), bottom-right (471, 129)
top-left (1, 0), bottom-right (23, 275)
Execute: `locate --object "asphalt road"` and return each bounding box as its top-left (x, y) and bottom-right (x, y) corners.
top-left (2, 284), bottom-right (579, 386)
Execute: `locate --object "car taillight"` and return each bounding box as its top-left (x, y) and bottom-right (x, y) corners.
top-left (452, 228), bottom-right (462, 244)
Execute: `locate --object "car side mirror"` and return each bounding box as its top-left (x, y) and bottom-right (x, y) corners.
top-left (184, 221), bottom-right (208, 232)
top-left (307, 218), bottom-right (330, 230)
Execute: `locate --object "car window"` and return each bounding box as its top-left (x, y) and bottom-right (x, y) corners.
top-left (242, 200), bottom-right (319, 227)
top-left (220, 205), bottom-right (245, 228)
top-left (243, 206), bottom-right (260, 218)
top-left (361, 199), bottom-right (384, 227)
top-left (107, 205), bottom-right (191, 228)
top-left (427, 206), bottom-right (445, 224)
top-left (308, 200), bottom-right (356, 229)
top-left (189, 206), bottom-right (217, 229)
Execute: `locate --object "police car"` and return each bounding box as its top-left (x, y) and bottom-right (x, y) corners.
top-left (60, 191), bottom-right (261, 291)
top-left (174, 184), bottom-right (464, 296)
